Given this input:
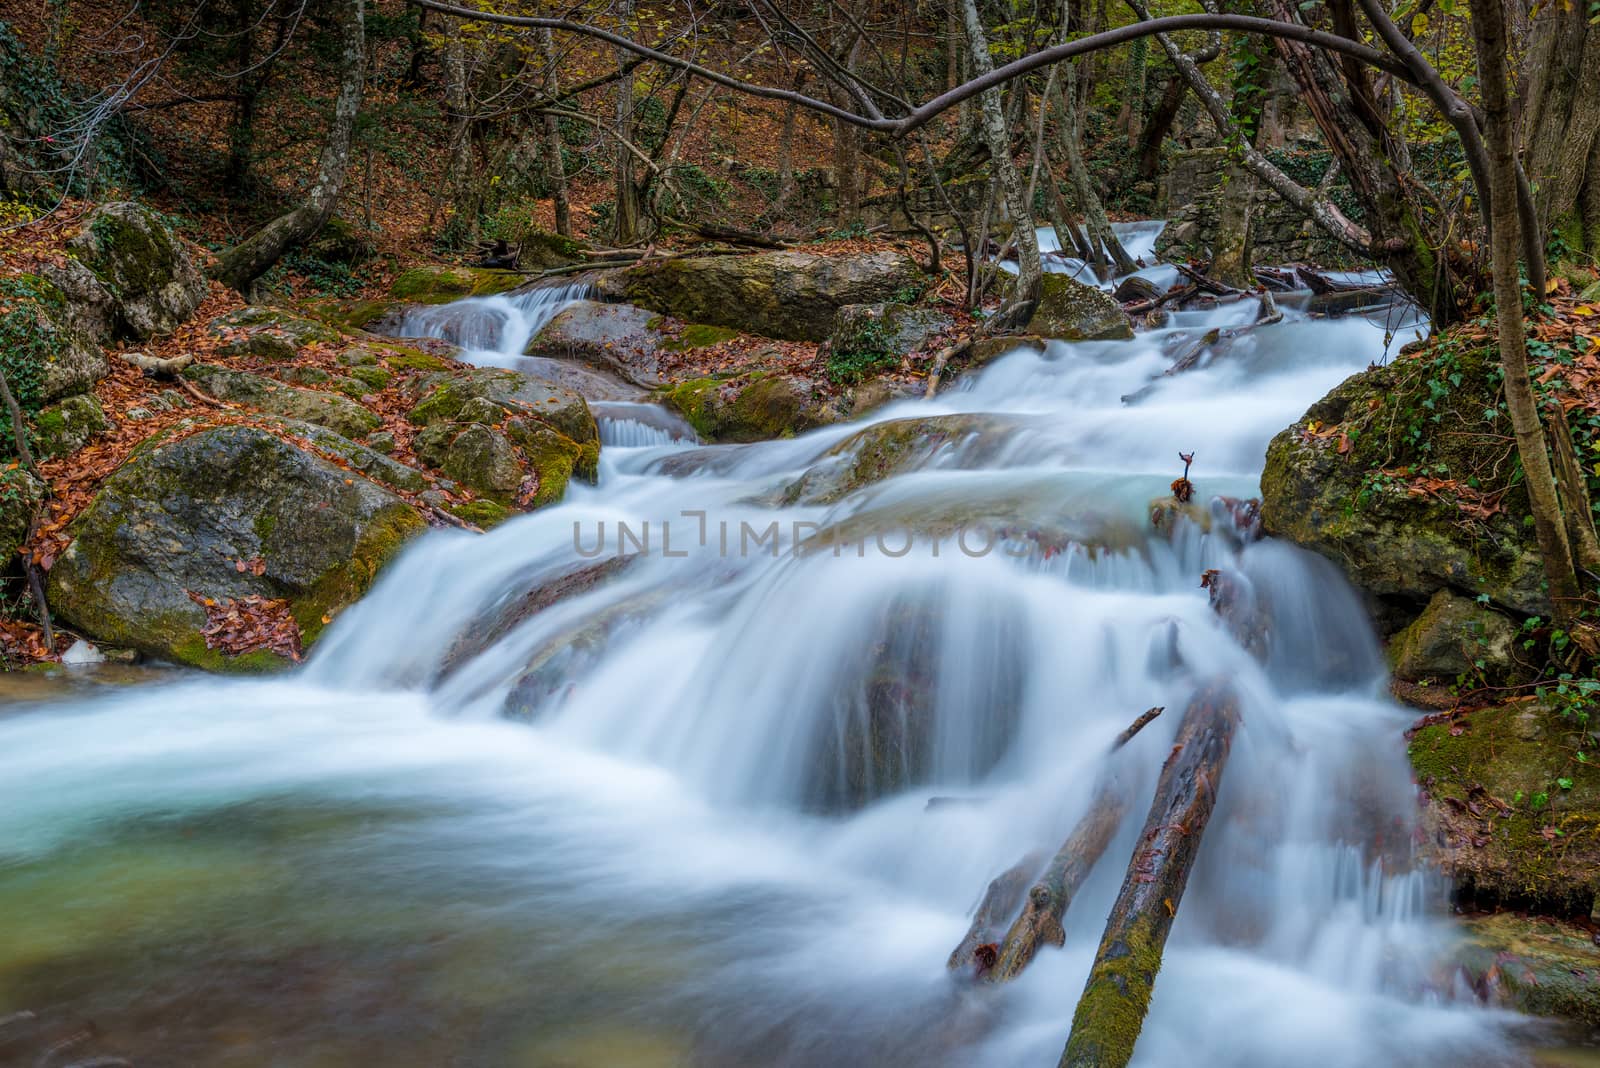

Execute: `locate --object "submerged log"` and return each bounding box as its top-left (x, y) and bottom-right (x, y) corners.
top-left (949, 706), bottom-right (1164, 978)
top-left (1058, 683), bottom-right (1241, 1068)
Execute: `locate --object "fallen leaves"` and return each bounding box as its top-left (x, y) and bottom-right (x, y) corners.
top-left (186, 590), bottom-right (302, 661)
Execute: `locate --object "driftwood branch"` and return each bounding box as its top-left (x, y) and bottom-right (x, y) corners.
top-left (119, 351), bottom-right (196, 376)
top-left (949, 706), bottom-right (1164, 977)
top-left (1059, 683), bottom-right (1241, 1068)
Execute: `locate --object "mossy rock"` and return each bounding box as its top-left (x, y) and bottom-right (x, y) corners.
top-left (207, 306), bottom-right (344, 361)
top-left (776, 413), bottom-right (1019, 504)
top-left (305, 215), bottom-right (373, 265)
top-left (520, 229), bottom-right (592, 270)
top-left (46, 425), bottom-right (426, 671)
top-left (0, 467), bottom-right (45, 566)
top-left (1026, 273), bottom-right (1135, 341)
top-left (182, 364), bottom-right (380, 440)
top-left (389, 266), bottom-right (525, 305)
top-left (404, 365), bottom-right (597, 460)
top-left (1261, 343), bottom-right (1546, 625)
top-left (825, 302), bottom-right (953, 384)
top-left (66, 201), bottom-right (207, 339)
top-left (1410, 698), bottom-right (1600, 914)
top-left (0, 273), bottom-right (109, 404)
top-left (595, 249), bottom-right (923, 341)
top-left (1455, 913), bottom-right (1600, 1027)
top-left (1387, 589), bottom-right (1524, 685)
top-left (30, 393), bottom-right (108, 458)
top-left (660, 373), bottom-right (841, 443)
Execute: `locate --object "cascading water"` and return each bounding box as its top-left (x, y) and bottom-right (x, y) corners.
top-left (390, 281), bottom-right (592, 367)
top-left (0, 256), bottom-right (1538, 1066)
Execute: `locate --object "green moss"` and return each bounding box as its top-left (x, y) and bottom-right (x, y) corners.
top-left (449, 499), bottom-right (512, 528)
top-left (659, 377), bottom-right (725, 440)
top-left (659, 323), bottom-right (738, 352)
top-left (254, 512), bottom-right (278, 541)
top-left (382, 347), bottom-right (452, 374)
top-left (390, 266), bottom-right (523, 304)
top-left (85, 209), bottom-right (175, 296)
top-left (1061, 913), bottom-right (1166, 1068)
top-left (1410, 700), bottom-right (1600, 912)
top-left (169, 634), bottom-right (292, 674)
top-left (292, 501), bottom-right (425, 645)
top-left (408, 380), bottom-right (469, 425)
top-left (348, 365), bottom-right (392, 390)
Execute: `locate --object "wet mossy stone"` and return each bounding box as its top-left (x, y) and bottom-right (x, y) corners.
top-left (404, 365), bottom-right (598, 463)
top-left (30, 393), bottom-right (109, 458)
top-left (660, 372), bottom-right (840, 443)
top-left (777, 413), bottom-right (1019, 505)
top-left (46, 425), bottom-right (425, 671)
top-left (1261, 349), bottom-right (1547, 621)
top-left (66, 201), bottom-right (207, 340)
top-left (1410, 698), bottom-right (1600, 915)
top-left (595, 250), bottom-right (923, 341)
top-left (389, 266), bottom-right (524, 305)
top-left (0, 273), bottom-right (109, 404)
top-left (182, 364), bottom-right (380, 440)
top-left (1026, 274), bottom-right (1135, 341)
top-left (528, 301), bottom-right (735, 387)
top-left (1456, 914), bottom-right (1600, 1027)
top-left (207, 306), bottom-right (344, 361)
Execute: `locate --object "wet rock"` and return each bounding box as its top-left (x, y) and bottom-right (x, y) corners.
top-left (528, 300), bottom-right (737, 387)
top-left (46, 425), bottom-right (426, 671)
top-left (1026, 273), bottom-right (1135, 341)
top-left (660, 372), bottom-right (840, 443)
top-left (850, 376), bottom-right (923, 416)
top-left (826, 302), bottom-right (953, 382)
top-left (207, 306), bottom-right (344, 361)
top-left (0, 273), bottom-right (109, 403)
top-left (1261, 352), bottom-right (1548, 622)
top-left (30, 393), bottom-right (108, 458)
top-left (1387, 590), bottom-right (1521, 684)
top-left (404, 365), bottom-right (600, 507)
top-left (1410, 698), bottom-right (1600, 915)
top-left (182, 364), bottom-right (381, 440)
top-left (777, 414), bottom-right (1019, 505)
top-left (65, 201), bottom-right (207, 339)
top-left (596, 250), bottom-right (922, 341)
top-left (1455, 913), bottom-right (1600, 1027)
top-left (388, 265), bottom-right (525, 305)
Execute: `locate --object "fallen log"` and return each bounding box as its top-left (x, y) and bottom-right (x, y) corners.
top-left (1058, 683), bottom-right (1241, 1068)
top-left (949, 706), bottom-right (1164, 977)
top-left (119, 350), bottom-right (195, 376)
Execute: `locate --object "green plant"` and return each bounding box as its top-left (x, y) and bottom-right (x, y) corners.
top-left (826, 317), bottom-right (899, 385)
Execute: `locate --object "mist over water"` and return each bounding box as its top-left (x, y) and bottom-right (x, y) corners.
top-left (0, 241), bottom-right (1530, 1066)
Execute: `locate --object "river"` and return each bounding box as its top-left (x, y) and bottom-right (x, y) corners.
top-left (0, 238), bottom-right (1542, 1066)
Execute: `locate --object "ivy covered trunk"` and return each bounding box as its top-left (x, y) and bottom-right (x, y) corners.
top-left (1519, 4), bottom-right (1600, 256)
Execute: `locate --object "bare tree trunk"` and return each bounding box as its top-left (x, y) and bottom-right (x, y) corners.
top-left (613, 0), bottom-right (643, 245)
top-left (1051, 71), bottom-right (1136, 276)
top-left (961, 0), bottom-right (1042, 320)
top-left (1136, 74), bottom-right (1186, 181)
top-left (1209, 159), bottom-right (1256, 287)
top-left (539, 27), bottom-right (571, 237)
top-left (443, 22), bottom-right (478, 248)
top-left (1468, 0), bottom-right (1581, 625)
top-left (211, 0), bottom-right (365, 292)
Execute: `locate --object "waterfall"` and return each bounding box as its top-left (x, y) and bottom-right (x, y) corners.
top-left (0, 268), bottom-right (1527, 1067)
top-left (386, 281), bottom-right (591, 367)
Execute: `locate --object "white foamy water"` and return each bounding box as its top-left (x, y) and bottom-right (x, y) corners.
top-left (0, 266), bottom-right (1523, 1067)
top-left (389, 281), bottom-right (591, 367)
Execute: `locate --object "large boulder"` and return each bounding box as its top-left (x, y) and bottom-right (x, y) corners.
top-left (595, 250), bottom-right (923, 341)
top-left (1025, 273), bottom-right (1135, 341)
top-left (182, 365), bottom-right (381, 440)
top-left (824, 302), bottom-right (953, 383)
top-left (405, 366), bottom-right (600, 507)
top-left (661, 372), bottom-right (840, 443)
top-left (46, 425), bottom-right (426, 671)
top-left (528, 300), bottom-right (736, 387)
top-left (66, 201), bottom-right (208, 339)
top-left (1261, 349), bottom-right (1547, 625)
top-left (0, 273), bottom-right (109, 403)
top-left (777, 414), bottom-right (1019, 505)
